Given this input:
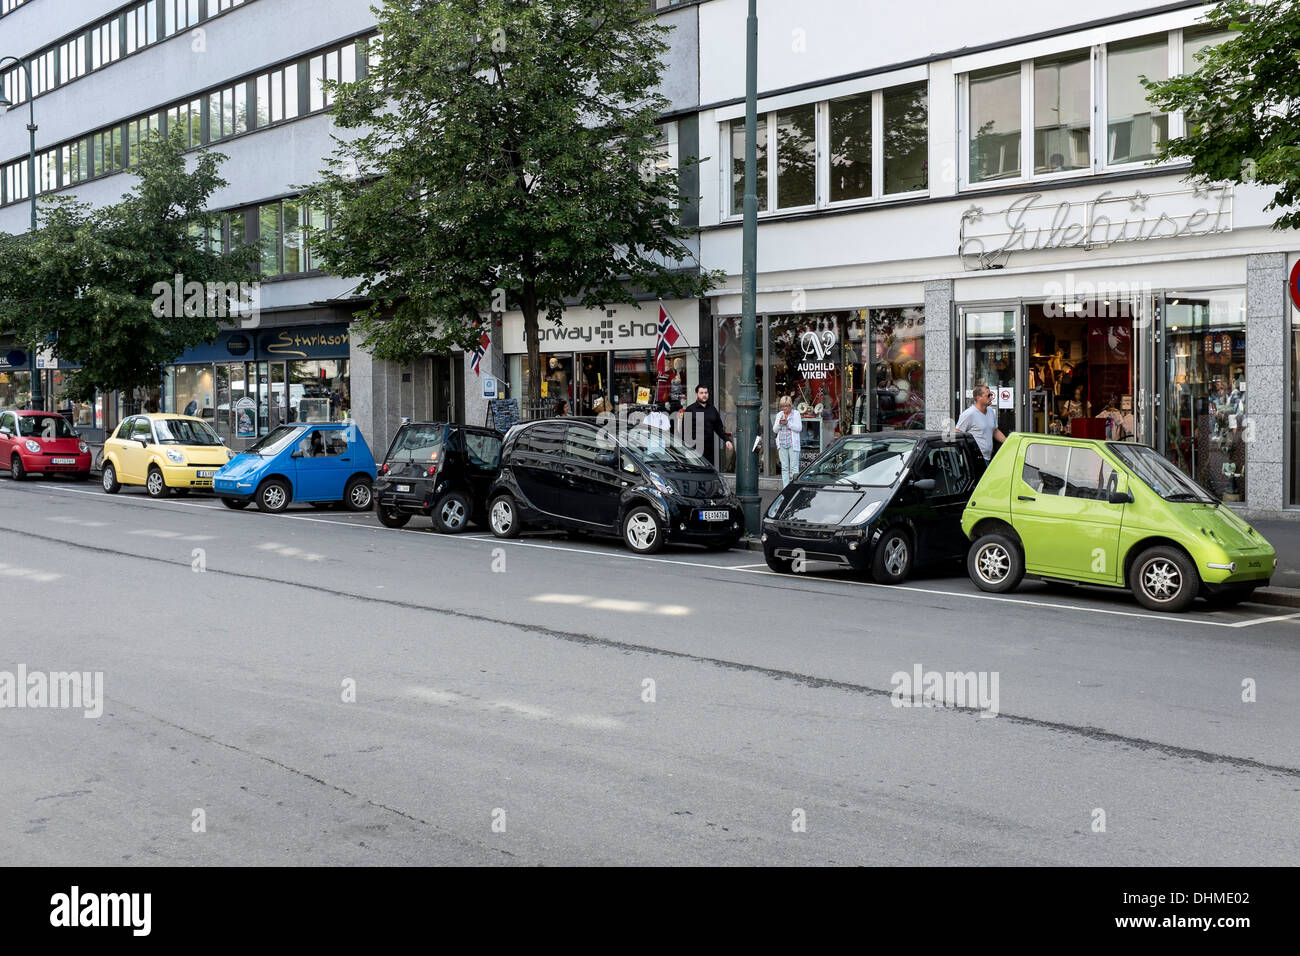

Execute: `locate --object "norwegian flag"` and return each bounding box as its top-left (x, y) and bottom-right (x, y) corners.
top-left (655, 303), bottom-right (682, 400)
top-left (470, 328), bottom-right (491, 376)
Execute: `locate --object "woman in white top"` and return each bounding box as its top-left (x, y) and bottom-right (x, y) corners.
top-left (773, 396), bottom-right (803, 486)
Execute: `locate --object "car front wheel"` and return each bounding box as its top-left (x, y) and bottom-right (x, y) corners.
top-left (488, 494), bottom-right (521, 539)
top-left (1131, 546), bottom-right (1198, 613)
top-left (10, 454), bottom-right (26, 481)
top-left (765, 552), bottom-right (793, 573)
top-left (145, 466), bottom-right (169, 498)
top-left (871, 527), bottom-right (914, 585)
top-left (622, 506), bottom-right (664, 555)
top-left (256, 479), bottom-right (291, 513)
top-left (968, 532), bottom-right (1025, 593)
top-left (101, 462), bottom-right (120, 494)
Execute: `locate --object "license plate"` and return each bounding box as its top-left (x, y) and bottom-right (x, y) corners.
top-left (699, 509), bottom-right (729, 522)
top-left (396, 484), bottom-right (411, 493)
top-left (196, 470), bottom-right (216, 478)
top-left (51, 457), bottom-right (76, 465)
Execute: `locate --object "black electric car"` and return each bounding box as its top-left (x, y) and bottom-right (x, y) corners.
top-left (761, 431), bottom-right (985, 583)
top-left (373, 422), bottom-right (503, 533)
top-left (486, 418), bottom-right (743, 554)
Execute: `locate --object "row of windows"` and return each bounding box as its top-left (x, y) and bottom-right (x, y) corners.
top-left (189, 198), bottom-right (332, 278)
top-left (0, 0), bottom-right (251, 108)
top-left (962, 25), bottom-right (1232, 186)
top-left (0, 38), bottom-right (367, 208)
top-left (0, 0), bottom-right (32, 17)
top-left (726, 81), bottom-right (928, 216)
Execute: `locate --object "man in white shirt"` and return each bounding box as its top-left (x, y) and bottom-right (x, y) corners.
top-left (955, 385), bottom-right (1006, 462)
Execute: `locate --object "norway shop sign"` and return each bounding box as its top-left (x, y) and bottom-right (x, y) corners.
top-left (959, 185), bottom-right (1233, 269)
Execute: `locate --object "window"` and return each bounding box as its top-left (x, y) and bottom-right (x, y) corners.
top-left (729, 116), bottom-right (767, 215)
top-left (257, 200), bottom-right (312, 276)
top-left (256, 65), bottom-right (299, 126)
top-left (168, 99), bottom-right (203, 148)
top-left (564, 425), bottom-right (604, 464)
top-left (774, 105), bottom-right (815, 209)
top-left (1182, 25), bottom-right (1234, 69)
top-left (1022, 443), bottom-right (1068, 494)
top-left (828, 92), bottom-right (871, 202)
top-left (1107, 35), bottom-right (1168, 165)
top-left (1064, 446), bottom-right (1115, 499)
top-left (1034, 51), bottom-right (1090, 174)
top-left (969, 65), bottom-right (1022, 183)
top-left (517, 423), bottom-right (566, 456)
top-left (130, 418), bottom-right (153, 443)
top-left (917, 444), bottom-right (973, 496)
top-left (310, 44), bottom-right (356, 112)
top-left (207, 86), bottom-right (247, 141)
top-left (60, 36), bottom-right (87, 85)
top-left (883, 82), bottom-right (927, 193)
top-left (127, 114), bottom-right (161, 167)
top-left (464, 433), bottom-right (502, 471)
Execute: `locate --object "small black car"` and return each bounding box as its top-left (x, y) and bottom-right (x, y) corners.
top-left (761, 430), bottom-right (985, 583)
top-left (486, 418), bottom-right (743, 554)
top-left (373, 422), bottom-right (503, 533)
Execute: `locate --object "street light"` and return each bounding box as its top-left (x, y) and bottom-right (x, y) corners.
top-left (0, 54), bottom-right (43, 411)
top-left (735, 0), bottom-right (760, 534)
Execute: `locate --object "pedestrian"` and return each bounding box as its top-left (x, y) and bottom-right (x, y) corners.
top-left (955, 384), bottom-right (1006, 462)
top-left (683, 385), bottom-right (733, 465)
top-left (772, 395), bottom-right (802, 486)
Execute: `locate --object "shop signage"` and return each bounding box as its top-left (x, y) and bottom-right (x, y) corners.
top-left (996, 386), bottom-right (1015, 409)
top-left (2, 350), bottom-right (26, 370)
top-left (796, 328), bottom-right (838, 381)
top-left (960, 185), bottom-right (1233, 269)
top-left (1289, 259), bottom-right (1300, 312)
top-left (260, 326), bottom-right (350, 360)
top-left (234, 397), bottom-right (257, 438)
top-left (482, 375), bottom-right (497, 399)
top-left (502, 311), bottom-right (662, 352)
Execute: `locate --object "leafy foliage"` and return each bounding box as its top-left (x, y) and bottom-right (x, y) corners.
top-left (1144, 0), bottom-right (1300, 230)
top-left (305, 0), bottom-right (717, 398)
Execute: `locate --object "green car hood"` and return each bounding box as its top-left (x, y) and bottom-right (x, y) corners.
top-left (1186, 504), bottom-right (1271, 553)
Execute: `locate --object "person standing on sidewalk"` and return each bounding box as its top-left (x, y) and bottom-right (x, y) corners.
top-left (955, 384), bottom-right (1006, 462)
top-left (683, 385), bottom-right (733, 467)
top-left (772, 396), bottom-right (802, 486)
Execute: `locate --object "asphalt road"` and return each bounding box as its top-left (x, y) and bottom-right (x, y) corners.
top-left (2, 474), bottom-right (1298, 865)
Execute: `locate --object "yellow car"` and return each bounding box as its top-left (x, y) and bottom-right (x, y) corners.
top-left (101, 413), bottom-right (235, 497)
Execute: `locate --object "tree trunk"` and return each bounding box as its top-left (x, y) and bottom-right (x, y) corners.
top-left (522, 282), bottom-right (541, 405)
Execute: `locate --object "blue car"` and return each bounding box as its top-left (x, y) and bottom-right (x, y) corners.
top-left (213, 423), bottom-right (377, 513)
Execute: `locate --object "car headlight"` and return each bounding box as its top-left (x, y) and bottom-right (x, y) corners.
top-left (23, 440), bottom-right (40, 453)
top-left (165, 449), bottom-right (185, 464)
top-left (78, 441), bottom-right (88, 453)
top-left (766, 494), bottom-right (784, 518)
top-left (649, 472), bottom-right (675, 495)
top-left (850, 500), bottom-right (882, 524)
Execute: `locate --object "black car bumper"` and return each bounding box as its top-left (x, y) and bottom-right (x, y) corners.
top-left (662, 499), bottom-right (744, 543)
top-left (760, 519), bottom-right (875, 570)
top-left (375, 478), bottom-right (436, 514)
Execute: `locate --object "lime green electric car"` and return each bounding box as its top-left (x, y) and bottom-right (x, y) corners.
top-left (961, 434), bottom-right (1275, 612)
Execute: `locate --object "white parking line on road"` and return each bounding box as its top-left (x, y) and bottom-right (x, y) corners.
top-left (127, 529), bottom-right (214, 541)
top-left (19, 481), bottom-right (1292, 630)
top-left (0, 562), bottom-right (60, 582)
top-left (405, 685), bottom-right (623, 730)
top-left (47, 516), bottom-right (108, 527)
top-left (256, 542), bottom-right (326, 562)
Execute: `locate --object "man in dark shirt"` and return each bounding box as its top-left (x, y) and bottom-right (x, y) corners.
top-left (682, 385), bottom-right (734, 466)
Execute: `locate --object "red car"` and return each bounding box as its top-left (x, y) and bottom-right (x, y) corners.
top-left (0, 410), bottom-right (93, 481)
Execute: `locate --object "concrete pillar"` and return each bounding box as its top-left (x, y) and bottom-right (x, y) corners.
top-left (1245, 253), bottom-right (1286, 514)
top-left (348, 323), bottom-right (404, 458)
top-left (924, 279), bottom-right (955, 431)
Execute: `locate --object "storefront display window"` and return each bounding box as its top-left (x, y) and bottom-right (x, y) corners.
top-left (0, 368), bottom-right (31, 409)
top-left (166, 364), bottom-right (215, 419)
top-left (962, 309), bottom-right (1017, 437)
top-left (611, 349), bottom-right (697, 412)
top-left (853, 308), bottom-right (924, 431)
top-left (1163, 290), bottom-right (1246, 500)
top-left (1025, 303), bottom-right (1137, 439)
top-left (767, 313), bottom-right (845, 476)
top-left (289, 359), bottom-right (350, 422)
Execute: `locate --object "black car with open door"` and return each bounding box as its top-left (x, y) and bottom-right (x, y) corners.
top-left (373, 422), bottom-right (503, 533)
top-left (485, 417), bottom-right (743, 554)
top-left (760, 431), bottom-right (985, 583)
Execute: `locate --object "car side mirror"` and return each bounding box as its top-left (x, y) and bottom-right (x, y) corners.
top-left (595, 452), bottom-right (618, 469)
top-left (290, 451), bottom-right (302, 458)
top-left (0, 428), bottom-right (9, 437)
top-left (137, 438), bottom-right (150, 447)
top-left (911, 477), bottom-right (936, 491)
top-left (1107, 490), bottom-right (1133, 504)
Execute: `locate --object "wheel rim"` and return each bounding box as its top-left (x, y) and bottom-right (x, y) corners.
top-left (1140, 557), bottom-right (1182, 603)
top-left (440, 498), bottom-right (466, 529)
top-left (102, 466), bottom-right (113, 490)
top-left (883, 536), bottom-right (908, 576)
top-left (147, 471), bottom-right (164, 495)
top-left (490, 499), bottom-right (512, 534)
top-left (975, 542), bottom-right (1010, 584)
top-left (263, 485), bottom-right (286, 509)
top-left (12, 456), bottom-right (22, 478)
top-left (626, 513), bottom-right (657, 550)
top-left (351, 483), bottom-right (372, 508)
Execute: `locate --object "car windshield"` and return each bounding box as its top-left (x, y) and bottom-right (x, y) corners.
top-left (388, 424), bottom-right (445, 462)
top-left (1107, 442), bottom-right (1217, 504)
top-left (800, 437), bottom-right (917, 487)
top-left (154, 418), bottom-right (222, 446)
top-left (621, 425), bottom-right (713, 470)
top-left (19, 414), bottom-right (76, 438)
top-left (242, 425), bottom-right (304, 457)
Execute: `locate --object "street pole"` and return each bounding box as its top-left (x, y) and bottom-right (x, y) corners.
top-left (735, 0), bottom-right (760, 535)
top-left (0, 56), bottom-right (42, 410)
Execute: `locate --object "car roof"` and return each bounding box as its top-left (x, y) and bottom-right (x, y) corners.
top-left (838, 429), bottom-right (964, 442)
top-left (133, 413), bottom-right (208, 422)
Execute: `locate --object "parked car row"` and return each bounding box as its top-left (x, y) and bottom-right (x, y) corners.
top-left (2, 408), bottom-right (1276, 612)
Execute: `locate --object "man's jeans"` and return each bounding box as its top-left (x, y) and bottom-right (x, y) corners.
top-left (778, 445), bottom-right (800, 486)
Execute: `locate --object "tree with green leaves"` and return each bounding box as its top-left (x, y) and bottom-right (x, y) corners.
top-left (305, 0), bottom-right (716, 401)
top-left (0, 128), bottom-right (257, 402)
top-left (1144, 0), bottom-right (1300, 231)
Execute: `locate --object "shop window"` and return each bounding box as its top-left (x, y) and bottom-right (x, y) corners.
top-left (968, 64), bottom-right (1022, 183)
top-left (828, 92), bottom-right (871, 202)
top-left (1107, 35), bottom-right (1168, 166)
top-left (775, 105), bottom-right (816, 209)
top-left (0, 369), bottom-right (31, 409)
top-left (767, 313), bottom-right (846, 475)
top-left (1163, 290), bottom-right (1246, 501)
top-left (729, 116), bottom-right (768, 215)
top-left (852, 307), bottom-right (924, 431)
top-left (289, 359), bottom-right (349, 422)
top-left (611, 348), bottom-right (697, 412)
top-left (1034, 51), bottom-right (1090, 174)
top-left (883, 83), bottom-right (928, 193)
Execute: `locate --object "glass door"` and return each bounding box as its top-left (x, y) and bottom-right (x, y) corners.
top-left (960, 306), bottom-right (1019, 436)
top-left (574, 352), bottom-right (610, 415)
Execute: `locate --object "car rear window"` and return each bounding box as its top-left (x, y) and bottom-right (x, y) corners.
top-left (389, 424), bottom-right (445, 461)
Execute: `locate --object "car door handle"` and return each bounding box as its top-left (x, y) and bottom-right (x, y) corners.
top-left (340, 458), bottom-right (350, 461)
top-left (1017, 495), bottom-right (1036, 501)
